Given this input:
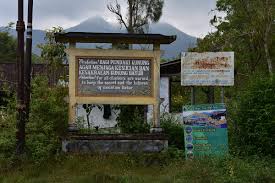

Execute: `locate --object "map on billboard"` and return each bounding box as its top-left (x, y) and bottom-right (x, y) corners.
top-left (183, 103), bottom-right (228, 159)
top-left (181, 52), bottom-right (234, 86)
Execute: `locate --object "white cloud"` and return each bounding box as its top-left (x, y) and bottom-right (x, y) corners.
top-left (160, 0), bottom-right (217, 37)
top-left (0, 0), bottom-right (217, 37)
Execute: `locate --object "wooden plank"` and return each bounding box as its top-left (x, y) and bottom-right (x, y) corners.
top-left (68, 43), bottom-right (76, 125)
top-left (55, 32), bottom-right (176, 44)
top-left (153, 44), bottom-right (161, 128)
top-left (75, 96), bottom-right (157, 105)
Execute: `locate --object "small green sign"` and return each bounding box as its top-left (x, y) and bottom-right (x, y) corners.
top-left (183, 104), bottom-right (228, 159)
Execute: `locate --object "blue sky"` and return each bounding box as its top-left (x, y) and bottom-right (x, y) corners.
top-left (0, 0), bottom-right (218, 37)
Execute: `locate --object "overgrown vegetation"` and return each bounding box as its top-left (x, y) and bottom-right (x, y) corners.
top-left (229, 76), bottom-right (275, 157)
top-left (0, 23), bottom-right (16, 62)
top-left (117, 106), bottom-right (150, 133)
top-left (0, 91), bottom-right (16, 161)
top-left (0, 154), bottom-right (274, 183)
top-left (187, 0), bottom-right (275, 158)
top-left (37, 26), bottom-right (67, 84)
top-left (0, 76), bottom-right (68, 166)
top-left (160, 113), bottom-right (184, 150)
top-left (26, 76), bottom-right (68, 162)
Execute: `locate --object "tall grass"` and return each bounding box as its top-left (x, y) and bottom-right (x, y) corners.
top-left (1, 154), bottom-right (274, 183)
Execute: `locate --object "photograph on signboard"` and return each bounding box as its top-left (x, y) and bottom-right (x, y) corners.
top-left (183, 107), bottom-right (227, 128)
top-left (181, 52), bottom-right (234, 86)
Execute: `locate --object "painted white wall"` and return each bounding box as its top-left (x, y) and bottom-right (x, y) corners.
top-left (147, 77), bottom-right (170, 121)
top-left (76, 105), bottom-right (119, 129)
top-left (76, 77), bottom-right (170, 128)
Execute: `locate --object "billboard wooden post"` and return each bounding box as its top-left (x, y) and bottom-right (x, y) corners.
top-left (191, 86), bottom-right (195, 105)
top-left (151, 43), bottom-right (162, 132)
top-left (221, 87), bottom-right (225, 103)
top-left (68, 42), bottom-right (77, 131)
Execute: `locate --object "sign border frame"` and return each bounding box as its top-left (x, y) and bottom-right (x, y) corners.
top-left (75, 56), bottom-right (155, 98)
top-left (181, 52), bottom-right (234, 86)
top-left (66, 48), bottom-right (160, 106)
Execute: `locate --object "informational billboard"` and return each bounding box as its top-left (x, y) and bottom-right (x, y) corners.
top-left (181, 52), bottom-right (234, 86)
top-left (77, 57), bottom-right (153, 96)
top-left (183, 103), bottom-right (228, 159)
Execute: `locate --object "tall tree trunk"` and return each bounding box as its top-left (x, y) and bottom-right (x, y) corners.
top-left (264, 23), bottom-right (273, 77)
top-left (128, 0), bottom-right (134, 50)
top-left (128, 0), bottom-right (134, 34)
top-left (264, 0), bottom-right (273, 77)
top-left (207, 87), bottom-right (215, 104)
top-left (264, 42), bottom-right (273, 77)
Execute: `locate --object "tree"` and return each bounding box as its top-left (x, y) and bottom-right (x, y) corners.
top-left (107, 0), bottom-right (164, 34)
top-left (230, 75), bottom-right (275, 156)
top-left (0, 23), bottom-right (17, 62)
top-left (212, 0), bottom-right (275, 77)
top-left (38, 27), bottom-right (66, 67)
top-left (107, 0), bottom-right (164, 130)
top-left (37, 27), bottom-right (67, 84)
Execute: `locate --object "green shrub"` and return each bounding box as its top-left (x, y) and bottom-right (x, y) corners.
top-left (0, 110), bottom-right (16, 158)
top-left (117, 106), bottom-right (150, 133)
top-left (26, 76), bottom-right (68, 162)
top-left (229, 76), bottom-right (275, 157)
top-left (0, 76), bottom-right (68, 163)
top-left (160, 113), bottom-right (185, 150)
top-left (2, 155), bottom-right (274, 183)
top-left (0, 85), bottom-right (17, 160)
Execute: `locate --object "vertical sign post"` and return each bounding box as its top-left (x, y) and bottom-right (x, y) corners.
top-left (25, 0), bottom-right (33, 122)
top-left (191, 86), bottom-right (195, 105)
top-left (15, 0), bottom-right (26, 155)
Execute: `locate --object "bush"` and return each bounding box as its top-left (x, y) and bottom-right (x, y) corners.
top-left (0, 76), bottom-right (68, 167)
top-left (2, 154), bottom-right (274, 182)
top-left (0, 109), bottom-right (16, 158)
top-left (229, 76), bottom-right (275, 157)
top-left (26, 76), bottom-right (68, 162)
top-left (160, 113), bottom-right (185, 150)
top-left (117, 106), bottom-right (150, 133)
top-left (0, 85), bottom-right (17, 161)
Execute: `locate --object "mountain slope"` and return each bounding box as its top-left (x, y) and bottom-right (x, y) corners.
top-left (7, 28), bottom-right (46, 56)
top-left (67, 16), bottom-right (119, 33)
top-left (5, 17), bottom-right (197, 58)
top-left (150, 23), bottom-right (196, 58)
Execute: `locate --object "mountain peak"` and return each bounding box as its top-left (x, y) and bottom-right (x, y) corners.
top-left (67, 16), bottom-right (116, 33)
top-left (7, 16), bottom-right (197, 58)
top-left (59, 16), bottom-right (197, 58)
top-left (82, 16), bottom-right (107, 24)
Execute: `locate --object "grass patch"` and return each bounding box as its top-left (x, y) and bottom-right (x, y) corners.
top-left (0, 154), bottom-right (274, 183)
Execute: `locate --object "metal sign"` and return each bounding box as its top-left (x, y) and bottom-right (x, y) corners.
top-left (183, 103), bottom-right (228, 159)
top-left (77, 57), bottom-right (152, 96)
top-left (181, 52), bottom-right (234, 86)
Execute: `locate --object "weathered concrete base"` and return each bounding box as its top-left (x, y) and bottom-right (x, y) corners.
top-left (62, 134), bottom-right (168, 153)
top-left (150, 127), bottom-right (163, 133)
top-left (68, 123), bottom-right (78, 132)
